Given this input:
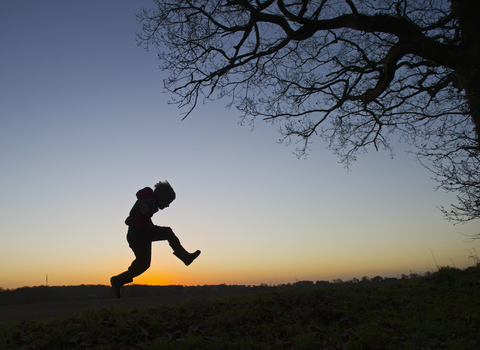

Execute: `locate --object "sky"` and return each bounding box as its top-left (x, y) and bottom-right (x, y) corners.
top-left (1, 0), bottom-right (478, 290)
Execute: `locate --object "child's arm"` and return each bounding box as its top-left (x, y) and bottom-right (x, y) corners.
top-left (139, 203), bottom-right (150, 214)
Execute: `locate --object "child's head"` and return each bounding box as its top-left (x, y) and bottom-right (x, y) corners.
top-left (153, 180), bottom-right (176, 207)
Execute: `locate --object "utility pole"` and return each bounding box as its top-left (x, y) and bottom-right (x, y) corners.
top-left (46, 274), bottom-right (48, 286)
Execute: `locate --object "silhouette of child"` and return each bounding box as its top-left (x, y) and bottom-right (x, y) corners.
top-left (110, 181), bottom-right (200, 298)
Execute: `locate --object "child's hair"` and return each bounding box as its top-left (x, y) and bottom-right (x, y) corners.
top-left (153, 180), bottom-right (176, 202)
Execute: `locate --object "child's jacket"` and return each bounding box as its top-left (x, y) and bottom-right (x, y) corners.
top-left (125, 187), bottom-right (159, 227)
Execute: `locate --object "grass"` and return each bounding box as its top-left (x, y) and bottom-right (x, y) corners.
top-left (1, 264), bottom-right (480, 350)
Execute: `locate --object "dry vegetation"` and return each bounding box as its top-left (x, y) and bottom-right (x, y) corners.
top-left (1, 264), bottom-right (480, 349)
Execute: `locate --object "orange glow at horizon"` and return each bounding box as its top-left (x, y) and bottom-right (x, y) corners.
top-left (134, 276), bottom-right (172, 286)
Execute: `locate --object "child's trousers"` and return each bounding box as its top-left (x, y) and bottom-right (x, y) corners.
top-left (126, 225), bottom-right (182, 277)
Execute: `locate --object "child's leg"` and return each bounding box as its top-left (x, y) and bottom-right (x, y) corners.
top-left (146, 226), bottom-right (181, 249)
top-left (110, 271), bottom-right (132, 298)
top-left (128, 238), bottom-right (153, 277)
top-left (147, 226), bottom-right (201, 266)
top-left (110, 229), bottom-right (152, 299)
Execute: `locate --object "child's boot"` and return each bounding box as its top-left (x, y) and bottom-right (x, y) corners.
top-left (110, 271), bottom-right (133, 298)
top-left (173, 247), bottom-right (201, 266)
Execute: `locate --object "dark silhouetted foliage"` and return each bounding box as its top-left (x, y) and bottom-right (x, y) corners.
top-left (137, 0), bottom-right (480, 223)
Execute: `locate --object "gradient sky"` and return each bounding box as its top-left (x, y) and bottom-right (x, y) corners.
top-left (1, 0), bottom-right (478, 290)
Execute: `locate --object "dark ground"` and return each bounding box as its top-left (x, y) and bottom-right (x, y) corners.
top-left (0, 289), bottom-right (258, 322)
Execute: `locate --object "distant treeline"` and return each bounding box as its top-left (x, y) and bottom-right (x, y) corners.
top-left (0, 274), bottom-right (410, 306)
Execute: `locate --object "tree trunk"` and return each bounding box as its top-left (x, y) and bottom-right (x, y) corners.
top-left (451, 0), bottom-right (480, 146)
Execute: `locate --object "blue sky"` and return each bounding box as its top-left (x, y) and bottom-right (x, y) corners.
top-left (0, 0), bottom-right (478, 289)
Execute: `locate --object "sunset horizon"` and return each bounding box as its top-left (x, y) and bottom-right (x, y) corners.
top-left (1, 1), bottom-right (478, 293)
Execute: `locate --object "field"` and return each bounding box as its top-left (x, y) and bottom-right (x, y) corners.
top-left (1, 265), bottom-right (480, 350)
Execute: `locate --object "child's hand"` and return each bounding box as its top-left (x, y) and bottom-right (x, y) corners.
top-left (139, 204), bottom-right (150, 214)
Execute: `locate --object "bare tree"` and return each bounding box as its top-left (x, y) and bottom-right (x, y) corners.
top-left (136, 0), bottom-right (480, 223)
